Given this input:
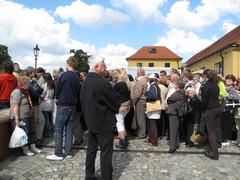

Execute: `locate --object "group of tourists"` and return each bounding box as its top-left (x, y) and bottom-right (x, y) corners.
top-left (1, 57), bottom-right (240, 179)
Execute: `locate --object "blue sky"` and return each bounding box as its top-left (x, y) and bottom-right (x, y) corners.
top-left (0, 0), bottom-right (239, 72)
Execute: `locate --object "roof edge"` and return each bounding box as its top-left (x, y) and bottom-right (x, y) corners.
top-left (187, 42), bottom-right (239, 66)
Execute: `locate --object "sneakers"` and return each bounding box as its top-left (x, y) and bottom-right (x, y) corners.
top-left (65, 155), bottom-right (73, 159)
top-left (46, 154), bottom-right (63, 161)
top-left (22, 146), bottom-right (34, 156)
top-left (30, 144), bottom-right (41, 154)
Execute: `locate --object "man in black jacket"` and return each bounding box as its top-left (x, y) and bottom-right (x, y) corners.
top-left (81, 56), bottom-right (120, 180)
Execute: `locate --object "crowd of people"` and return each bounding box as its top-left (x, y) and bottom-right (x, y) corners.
top-left (1, 57), bottom-right (240, 179)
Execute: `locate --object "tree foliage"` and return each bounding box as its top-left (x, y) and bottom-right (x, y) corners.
top-left (72, 49), bottom-right (90, 73)
top-left (0, 44), bottom-right (12, 70)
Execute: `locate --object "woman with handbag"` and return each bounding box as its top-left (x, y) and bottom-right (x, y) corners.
top-left (144, 73), bottom-right (161, 146)
top-left (9, 76), bottom-right (41, 156)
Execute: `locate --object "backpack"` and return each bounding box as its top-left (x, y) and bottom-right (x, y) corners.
top-left (176, 98), bottom-right (192, 118)
top-left (145, 84), bottom-right (160, 102)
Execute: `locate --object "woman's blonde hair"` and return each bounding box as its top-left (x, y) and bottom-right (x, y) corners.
top-left (113, 68), bottom-right (131, 90)
top-left (18, 76), bottom-right (29, 87)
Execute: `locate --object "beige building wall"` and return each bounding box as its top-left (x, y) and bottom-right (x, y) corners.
top-left (128, 59), bottom-right (181, 69)
top-left (189, 48), bottom-right (240, 77)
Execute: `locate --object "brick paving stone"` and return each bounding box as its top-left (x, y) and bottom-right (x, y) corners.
top-left (0, 137), bottom-right (240, 180)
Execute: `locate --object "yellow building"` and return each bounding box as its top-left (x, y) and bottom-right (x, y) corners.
top-left (126, 46), bottom-right (182, 69)
top-left (186, 26), bottom-right (240, 77)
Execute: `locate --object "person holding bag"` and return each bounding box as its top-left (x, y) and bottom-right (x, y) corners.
top-left (9, 76), bottom-right (41, 156)
top-left (144, 73), bottom-right (161, 146)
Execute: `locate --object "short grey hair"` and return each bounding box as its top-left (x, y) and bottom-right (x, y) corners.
top-left (88, 56), bottom-right (106, 71)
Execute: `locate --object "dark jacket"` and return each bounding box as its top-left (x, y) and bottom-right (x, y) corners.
top-left (201, 80), bottom-right (220, 112)
top-left (55, 71), bottom-right (81, 106)
top-left (28, 79), bottom-right (43, 106)
top-left (80, 72), bottom-right (121, 133)
top-left (113, 81), bottom-right (130, 103)
top-left (188, 95), bottom-right (202, 123)
top-left (166, 89), bottom-right (186, 115)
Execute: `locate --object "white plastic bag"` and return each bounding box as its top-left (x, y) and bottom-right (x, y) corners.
top-left (9, 126), bottom-right (28, 148)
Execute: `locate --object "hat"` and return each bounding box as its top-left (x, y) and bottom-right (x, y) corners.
top-left (225, 74), bottom-right (236, 82)
top-left (148, 73), bottom-right (158, 80)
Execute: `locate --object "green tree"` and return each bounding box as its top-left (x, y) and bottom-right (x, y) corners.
top-left (71, 49), bottom-right (90, 72)
top-left (0, 44), bottom-right (12, 72)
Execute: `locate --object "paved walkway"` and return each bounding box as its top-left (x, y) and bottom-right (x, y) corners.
top-left (0, 135), bottom-right (240, 180)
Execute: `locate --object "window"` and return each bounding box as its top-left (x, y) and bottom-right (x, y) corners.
top-left (149, 48), bottom-right (156, 54)
top-left (149, 63), bottom-right (154, 67)
top-left (165, 63), bottom-right (170, 67)
top-left (214, 62), bottom-right (223, 74)
top-left (137, 63), bottom-right (142, 67)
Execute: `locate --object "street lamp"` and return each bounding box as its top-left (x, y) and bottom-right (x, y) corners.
top-left (33, 44), bottom-right (40, 69)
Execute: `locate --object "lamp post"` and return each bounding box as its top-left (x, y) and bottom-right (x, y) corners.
top-left (33, 44), bottom-right (40, 69)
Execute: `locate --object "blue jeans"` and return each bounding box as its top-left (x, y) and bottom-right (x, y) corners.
top-left (42, 111), bottom-right (53, 137)
top-left (55, 106), bottom-right (76, 157)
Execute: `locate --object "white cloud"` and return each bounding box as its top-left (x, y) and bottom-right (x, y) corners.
top-left (166, 0), bottom-right (240, 30)
top-left (221, 21), bottom-right (238, 34)
top-left (54, 0), bottom-right (130, 28)
top-left (0, 0), bottom-right (134, 73)
top-left (111, 0), bottom-right (166, 22)
top-left (155, 28), bottom-right (214, 61)
top-left (98, 44), bottom-right (136, 69)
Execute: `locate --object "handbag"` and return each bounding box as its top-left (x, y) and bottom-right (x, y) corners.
top-left (146, 100), bottom-right (162, 113)
top-left (190, 123), bottom-right (206, 143)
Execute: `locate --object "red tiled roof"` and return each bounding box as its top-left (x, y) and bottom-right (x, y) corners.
top-left (187, 26), bottom-right (240, 66)
top-left (126, 46), bottom-right (182, 60)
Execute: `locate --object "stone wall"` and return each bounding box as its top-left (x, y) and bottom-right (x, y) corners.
top-left (0, 109), bottom-right (12, 162)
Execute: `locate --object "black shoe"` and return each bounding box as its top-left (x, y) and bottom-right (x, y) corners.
top-left (186, 143), bottom-right (194, 148)
top-left (168, 149), bottom-right (176, 153)
top-left (204, 152), bottom-right (218, 160)
top-left (115, 139), bottom-right (128, 149)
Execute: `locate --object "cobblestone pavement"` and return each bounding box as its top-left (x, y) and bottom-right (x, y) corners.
top-left (0, 136), bottom-right (240, 180)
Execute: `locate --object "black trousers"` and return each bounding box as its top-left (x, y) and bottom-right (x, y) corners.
top-left (183, 113), bottom-right (194, 145)
top-left (85, 130), bottom-right (114, 180)
top-left (204, 107), bottom-right (221, 159)
top-left (158, 110), bottom-right (167, 137)
top-left (221, 111), bottom-right (234, 141)
top-left (169, 114), bottom-right (180, 150)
